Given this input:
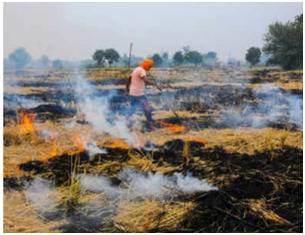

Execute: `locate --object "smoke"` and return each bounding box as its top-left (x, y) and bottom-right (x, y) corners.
top-left (38, 128), bottom-right (54, 140)
top-left (25, 177), bottom-right (59, 212)
top-left (73, 74), bottom-right (139, 146)
top-left (4, 94), bottom-right (45, 110)
top-left (174, 172), bottom-right (218, 193)
top-left (218, 84), bottom-right (303, 129)
top-left (85, 142), bottom-right (107, 160)
top-left (79, 168), bottom-right (217, 200)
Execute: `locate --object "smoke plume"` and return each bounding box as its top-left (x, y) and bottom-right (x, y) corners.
top-left (79, 168), bottom-right (217, 200)
top-left (219, 84), bottom-right (303, 129)
top-left (73, 74), bottom-right (139, 146)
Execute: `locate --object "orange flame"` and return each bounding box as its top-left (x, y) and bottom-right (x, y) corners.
top-left (157, 120), bottom-right (186, 133)
top-left (50, 139), bottom-right (59, 157)
top-left (73, 134), bottom-right (86, 152)
top-left (103, 139), bottom-right (130, 149)
top-left (19, 111), bottom-right (36, 134)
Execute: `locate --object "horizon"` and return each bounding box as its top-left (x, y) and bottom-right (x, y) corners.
top-left (4, 2), bottom-right (303, 62)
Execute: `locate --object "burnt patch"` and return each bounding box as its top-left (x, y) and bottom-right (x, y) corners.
top-left (180, 146), bottom-right (303, 232)
top-left (90, 77), bottom-right (127, 86)
top-left (17, 147), bottom-right (130, 186)
top-left (12, 140), bottom-right (303, 233)
top-left (4, 175), bottom-right (33, 191)
top-left (26, 104), bottom-right (77, 120)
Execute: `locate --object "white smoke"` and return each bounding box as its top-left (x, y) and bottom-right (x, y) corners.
top-left (25, 177), bottom-right (59, 212)
top-left (219, 84), bottom-right (303, 129)
top-left (85, 142), bottom-right (107, 160)
top-left (74, 74), bottom-right (138, 146)
top-left (38, 129), bottom-right (54, 140)
top-left (79, 168), bottom-right (217, 200)
top-left (4, 95), bottom-right (45, 110)
top-left (174, 172), bottom-right (218, 193)
top-left (79, 174), bottom-right (120, 197)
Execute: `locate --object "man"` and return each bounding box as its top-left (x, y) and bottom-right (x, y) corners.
top-left (126, 59), bottom-right (154, 130)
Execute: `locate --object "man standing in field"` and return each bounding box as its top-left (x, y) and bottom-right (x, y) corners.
top-left (126, 59), bottom-right (155, 131)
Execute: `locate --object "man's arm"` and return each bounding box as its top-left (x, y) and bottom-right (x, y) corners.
top-left (142, 75), bottom-right (162, 91)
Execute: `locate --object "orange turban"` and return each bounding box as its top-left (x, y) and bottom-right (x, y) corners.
top-left (140, 59), bottom-right (154, 70)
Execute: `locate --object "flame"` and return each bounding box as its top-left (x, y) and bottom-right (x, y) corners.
top-left (50, 139), bottom-right (59, 157)
top-left (19, 111), bottom-right (36, 134)
top-left (157, 120), bottom-right (186, 133)
top-left (103, 139), bottom-right (130, 149)
top-left (73, 133), bottom-right (86, 152)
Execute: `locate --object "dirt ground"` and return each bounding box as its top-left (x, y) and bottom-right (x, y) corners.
top-left (3, 67), bottom-right (303, 232)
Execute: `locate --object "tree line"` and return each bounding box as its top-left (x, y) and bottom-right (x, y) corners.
top-left (4, 14), bottom-right (302, 71)
top-left (92, 46), bottom-right (218, 68)
top-left (245, 14), bottom-right (302, 70)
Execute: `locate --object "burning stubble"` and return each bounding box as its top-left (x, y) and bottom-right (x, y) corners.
top-left (73, 73), bottom-right (141, 147)
top-left (79, 168), bottom-right (218, 200)
top-left (218, 84), bottom-right (303, 129)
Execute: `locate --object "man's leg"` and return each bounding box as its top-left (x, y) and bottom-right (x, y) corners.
top-left (141, 96), bottom-right (154, 127)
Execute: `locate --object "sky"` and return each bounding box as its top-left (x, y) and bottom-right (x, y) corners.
top-left (4, 2), bottom-right (303, 62)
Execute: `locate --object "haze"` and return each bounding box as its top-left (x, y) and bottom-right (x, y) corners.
top-left (4, 2), bottom-right (302, 62)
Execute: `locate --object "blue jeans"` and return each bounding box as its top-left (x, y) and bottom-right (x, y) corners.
top-left (128, 95), bottom-right (153, 123)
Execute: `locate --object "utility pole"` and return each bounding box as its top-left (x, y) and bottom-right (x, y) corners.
top-left (128, 42), bottom-right (133, 68)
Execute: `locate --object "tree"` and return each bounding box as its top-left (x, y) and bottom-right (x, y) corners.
top-left (161, 52), bottom-right (170, 67)
top-left (8, 47), bottom-right (31, 70)
top-left (151, 53), bottom-right (163, 67)
top-left (183, 46), bottom-right (191, 54)
top-left (104, 48), bottom-right (120, 66)
top-left (184, 50), bottom-right (203, 65)
top-left (52, 59), bottom-right (63, 69)
top-left (206, 51), bottom-right (217, 60)
top-left (263, 14), bottom-right (303, 70)
top-left (173, 51), bottom-right (184, 65)
top-left (93, 50), bottom-right (105, 66)
top-left (203, 51), bottom-right (218, 67)
top-left (39, 55), bottom-right (50, 67)
top-left (245, 47), bottom-right (261, 66)
top-left (162, 52), bottom-right (169, 61)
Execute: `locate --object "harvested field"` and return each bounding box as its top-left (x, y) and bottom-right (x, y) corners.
top-left (3, 67), bottom-right (303, 232)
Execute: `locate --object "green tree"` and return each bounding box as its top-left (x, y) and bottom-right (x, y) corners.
top-left (203, 51), bottom-right (218, 67)
top-left (162, 52), bottom-right (169, 61)
top-left (8, 47), bottom-right (31, 70)
top-left (151, 53), bottom-right (163, 67)
top-left (184, 50), bottom-right (203, 65)
top-left (173, 51), bottom-right (184, 65)
top-left (40, 55), bottom-right (50, 67)
top-left (206, 51), bottom-right (217, 60)
top-left (161, 52), bottom-right (170, 67)
top-left (263, 14), bottom-right (303, 70)
top-left (52, 59), bottom-right (63, 69)
top-left (93, 50), bottom-right (105, 66)
top-left (245, 47), bottom-right (261, 66)
top-left (104, 48), bottom-right (120, 66)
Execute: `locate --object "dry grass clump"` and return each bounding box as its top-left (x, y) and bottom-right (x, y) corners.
top-left (247, 199), bottom-right (291, 225)
top-left (4, 120), bottom-right (96, 177)
top-left (95, 161), bottom-right (124, 175)
top-left (4, 86), bottom-right (51, 95)
top-left (144, 127), bottom-right (302, 156)
top-left (101, 138), bottom-right (130, 150)
top-left (113, 199), bottom-right (194, 232)
top-left (87, 68), bottom-right (131, 81)
top-left (4, 191), bottom-right (64, 233)
top-left (248, 69), bottom-right (303, 92)
top-left (127, 151), bottom-right (179, 174)
top-left (248, 82), bottom-right (303, 92)
top-left (174, 128), bottom-right (301, 155)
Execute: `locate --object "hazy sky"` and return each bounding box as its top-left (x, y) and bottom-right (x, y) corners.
top-left (4, 2), bottom-right (302, 62)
